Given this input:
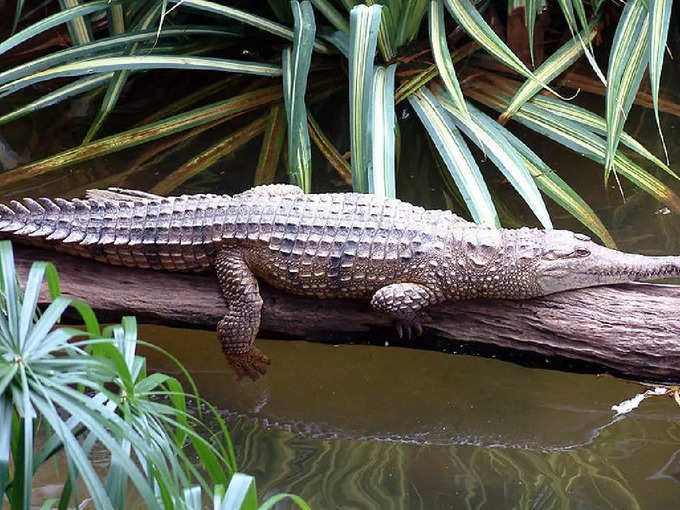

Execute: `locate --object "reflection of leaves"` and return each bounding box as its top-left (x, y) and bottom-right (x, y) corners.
top-left (648, 447), bottom-right (680, 483)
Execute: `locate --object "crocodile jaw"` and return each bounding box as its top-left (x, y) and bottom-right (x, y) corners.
top-left (536, 243), bottom-right (680, 296)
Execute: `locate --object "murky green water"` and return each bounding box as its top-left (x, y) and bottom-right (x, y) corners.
top-left (139, 326), bottom-right (680, 509)
top-left (3, 55), bottom-right (680, 509)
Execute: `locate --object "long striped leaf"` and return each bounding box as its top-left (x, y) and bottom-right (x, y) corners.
top-left (255, 105), bottom-right (286, 185)
top-left (429, 0), bottom-right (468, 114)
top-left (394, 41), bottom-right (479, 104)
top-left (83, 3), bottom-right (160, 143)
top-left (523, 94), bottom-right (679, 181)
top-left (396, 0), bottom-right (428, 47)
top-left (59, 0), bottom-right (94, 45)
top-left (500, 126), bottom-right (615, 247)
top-left (366, 0), bottom-right (398, 60)
top-left (369, 64), bottom-right (397, 197)
top-left (349, 4), bottom-right (382, 192)
top-left (0, 56), bottom-right (282, 99)
top-left (308, 113), bottom-right (352, 185)
top-left (282, 0), bottom-right (316, 193)
top-left (0, 85), bottom-right (283, 189)
top-left (166, 0), bottom-right (330, 53)
top-left (0, 73), bottom-right (112, 127)
top-left (11, 0), bottom-right (25, 34)
top-left (0, 26), bottom-right (240, 87)
top-left (554, 0), bottom-right (606, 84)
top-left (442, 100), bottom-right (553, 228)
top-left (648, 0), bottom-right (672, 162)
top-left (319, 28), bottom-right (350, 57)
top-left (605, 0), bottom-right (649, 177)
top-left (467, 87), bottom-right (680, 214)
top-left (409, 88), bottom-right (499, 226)
top-left (500, 18), bottom-right (600, 122)
top-left (150, 116), bottom-right (268, 194)
top-left (0, 0), bottom-right (115, 57)
top-left (443, 0), bottom-right (550, 93)
top-left (310, 0), bottom-right (350, 32)
top-left (523, 0), bottom-right (541, 66)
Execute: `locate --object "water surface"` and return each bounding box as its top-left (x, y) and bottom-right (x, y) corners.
top-left (140, 326), bottom-right (680, 509)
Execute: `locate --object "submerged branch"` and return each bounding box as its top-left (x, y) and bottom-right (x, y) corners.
top-left (14, 245), bottom-right (680, 382)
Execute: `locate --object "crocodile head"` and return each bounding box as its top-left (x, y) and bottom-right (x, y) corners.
top-left (535, 230), bottom-right (605, 295)
top-left (535, 229), bottom-right (680, 295)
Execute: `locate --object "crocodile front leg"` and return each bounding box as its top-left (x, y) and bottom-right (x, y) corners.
top-left (370, 283), bottom-right (441, 339)
top-left (215, 247), bottom-right (270, 380)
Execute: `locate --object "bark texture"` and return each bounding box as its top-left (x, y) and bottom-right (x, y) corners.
top-left (13, 245), bottom-right (680, 381)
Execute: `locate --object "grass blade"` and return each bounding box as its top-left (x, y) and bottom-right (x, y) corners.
top-left (525, 93), bottom-right (679, 181)
top-left (442, 100), bottom-right (553, 228)
top-left (366, 0), bottom-right (398, 60)
top-left (219, 473), bottom-right (257, 510)
top-left (605, 0), bottom-right (649, 177)
top-left (554, 0), bottom-right (606, 83)
top-left (0, 56), bottom-right (281, 99)
top-left (0, 241), bottom-right (19, 341)
top-left (467, 86), bottom-right (680, 214)
top-left (500, 18), bottom-right (600, 122)
top-left (443, 0), bottom-right (547, 93)
top-left (0, 73), bottom-right (112, 127)
top-left (0, 397), bottom-right (11, 498)
top-left (369, 64), bottom-right (397, 197)
top-left (11, 0), bottom-right (25, 34)
top-left (150, 115), bottom-right (268, 195)
top-left (409, 88), bottom-right (499, 226)
top-left (429, 0), bottom-right (468, 114)
top-left (0, 26), bottom-right (240, 87)
top-left (255, 104), bottom-right (286, 185)
top-left (396, 0), bottom-right (427, 47)
top-left (349, 4), bottom-right (382, 192)
top-left (394, 41), bottom-right (479, 104)
top-left (0, 85), bottom-right (283, 189)
top-left (0, 0), bottom-right (114, 57)
top-left (83, 3), bottom-right (159, 143)
top-left (166, 0), bottom-right (330, 53)
top-left (58, 0), bottom-right (94, 45)
top-left (648, 0), bottom-right (672, 163)
top-left (307, 113), bottom-right (352, 185)
top-left (311, 0), bottom-right (350, 33)
top-left (524, 0), bottom-right (539, 66)
top-left (282, 0), bottom-right (316, 193)
top-left (501, 127), bottom-right (616, 247)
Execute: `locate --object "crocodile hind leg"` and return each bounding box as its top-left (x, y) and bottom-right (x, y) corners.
top-left (370, 283), bottom-right (441, 339)
top-left (214, 246), bottom-right (270, 380)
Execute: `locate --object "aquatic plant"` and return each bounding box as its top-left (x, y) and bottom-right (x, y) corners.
top-left (0, 240), bottom-right (307, 509)
top-left (0, 0), bottom-right (678, 247)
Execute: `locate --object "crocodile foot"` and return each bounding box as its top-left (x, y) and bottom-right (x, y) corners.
top-left (226, 347), bottom-right (271, 380)
top-left (394, 313), bottom-right (430, 340)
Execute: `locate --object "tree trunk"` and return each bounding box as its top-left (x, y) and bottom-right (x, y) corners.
top-left (13, 245), bottom-right (680, 381)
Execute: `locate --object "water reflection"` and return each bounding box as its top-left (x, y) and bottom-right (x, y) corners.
top-left (140, 325), bottom-right (680, 509)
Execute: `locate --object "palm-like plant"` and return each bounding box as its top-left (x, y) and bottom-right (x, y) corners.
top-left (0, 240), bottom-right (307, 509)
top-left (0, 0), bottom-right (677, 248)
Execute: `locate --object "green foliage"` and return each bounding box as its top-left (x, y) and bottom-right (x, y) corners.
top-left (0, 0), bottom-right (678, 244)
top-left (0, 240), bottom-right (307, 509)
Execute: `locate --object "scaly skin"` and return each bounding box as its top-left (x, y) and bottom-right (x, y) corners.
top-left (2, 184), bottom-right (679, 379)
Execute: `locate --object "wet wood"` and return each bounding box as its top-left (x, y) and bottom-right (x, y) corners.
top-left (13, 245), bottom-right (680, 382)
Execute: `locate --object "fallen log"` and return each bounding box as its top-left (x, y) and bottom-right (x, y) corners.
top-left (12, 244), bottom-right (680, 382)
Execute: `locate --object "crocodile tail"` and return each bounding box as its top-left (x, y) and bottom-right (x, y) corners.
top-left (0, 198), bottom-right (49, 236)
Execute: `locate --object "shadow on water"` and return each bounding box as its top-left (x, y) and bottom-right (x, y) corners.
top-left (140, 325), bottom-right (680, 509)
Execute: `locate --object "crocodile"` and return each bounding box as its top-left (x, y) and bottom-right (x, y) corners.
top-left (1, 184), bottom-right (679, 379)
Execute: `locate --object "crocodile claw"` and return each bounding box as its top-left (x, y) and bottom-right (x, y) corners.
top-left (394, 318), bottom-right (425, 340)
top-left (226, 347), bottom-right (271, 381)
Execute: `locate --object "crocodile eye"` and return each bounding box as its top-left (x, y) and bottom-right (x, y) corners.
top-left (574, 248), bottom-right (590, 257)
